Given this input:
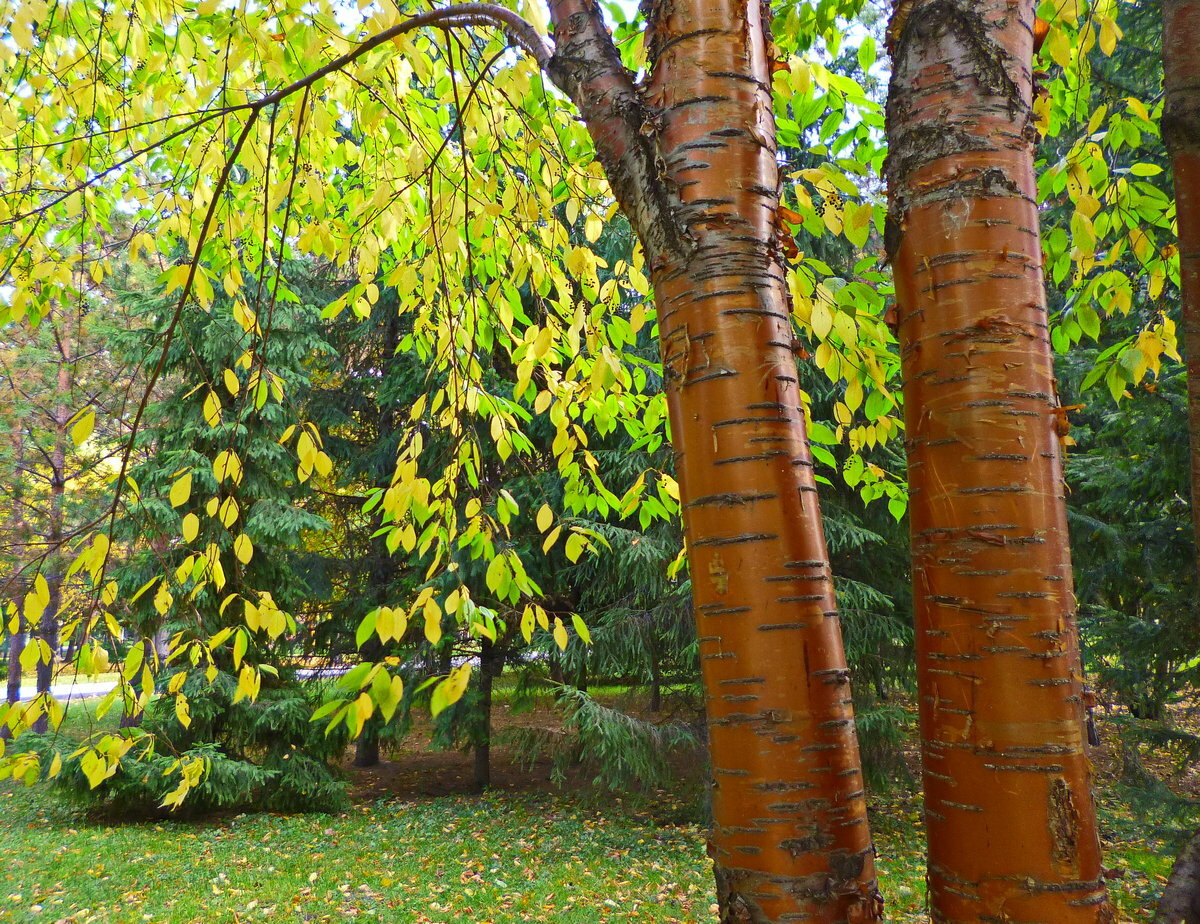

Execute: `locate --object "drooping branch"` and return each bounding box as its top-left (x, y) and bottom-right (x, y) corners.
top-left (2, 3), bottom-right (552, 229)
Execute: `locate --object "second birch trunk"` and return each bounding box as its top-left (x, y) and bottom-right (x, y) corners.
top-left (885, 1), bottom-right (1112, 920)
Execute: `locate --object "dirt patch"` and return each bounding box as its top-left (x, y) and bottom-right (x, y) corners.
top-left (342, 694), bottom-right (708, 806)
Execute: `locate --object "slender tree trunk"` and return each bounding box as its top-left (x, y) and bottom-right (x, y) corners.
top-left (472, 637), bottom-right (496, 792)
top-left (1164, 0), bottom-right (1200, 584)
top-left (4, 621), bottom-right (24, 743)
top-left (885, 2), bottom-right (1111, 920)
top-left (152, 626), bottom-right (170, 664)
top-left (355, 637), bottom-right (385, 767)
top-left (547, 1), bottom-right (880, 919)
top-left (4, 420), bottom-right (28, 736)
top-left (354, 725), bottom-right (381, 767)
top-left (32, 339), bottom-right (71, 735)
top-left (4, 632), bottom-right (23, 708)
top-left (648, 634), bottom-right (662, 713)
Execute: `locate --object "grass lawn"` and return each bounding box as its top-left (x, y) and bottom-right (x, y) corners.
top-left (0, 696), bottom-right (1195, 922)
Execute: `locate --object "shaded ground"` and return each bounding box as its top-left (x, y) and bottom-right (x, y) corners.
top-left (335, 690), bottom-right (1200, 922)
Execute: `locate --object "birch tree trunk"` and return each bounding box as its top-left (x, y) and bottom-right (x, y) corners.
top-left (547, 1), bottom-right (880, 920)
top-left (1163, 0), bottom-right (1200, 584)
top-left (884, 1), bottom-right (1112, 920)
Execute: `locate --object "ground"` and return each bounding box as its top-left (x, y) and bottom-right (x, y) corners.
top-left (0, 690), bottom-right (1196, 922)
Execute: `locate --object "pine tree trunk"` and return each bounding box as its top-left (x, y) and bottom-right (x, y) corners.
top-left (547, 1), bottom-right (880, 919)
top-left (472, 637), bottom-right (496, 792)
top-left (1164, 0), bottom-right (1200, 585)
top-left (648, 636), bottom-right (662, 713)
top-left (33, 341), bottom-right (70, 735)
top-left (4, 419), bottom-right (28, 737)
top-left (885, 2), bottom-right (1112, 920)
top-left (354, 727), bottom-right (381, 767)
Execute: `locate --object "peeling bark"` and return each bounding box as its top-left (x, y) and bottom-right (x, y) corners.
top-left (548, 1), bottom-right (880, 920)
top-left (885, 1), bottom-right (1112, 920)
top-left (1163, 0), bottom-right (1200, 585)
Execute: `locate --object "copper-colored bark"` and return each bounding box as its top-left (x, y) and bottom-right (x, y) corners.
top-left (547, 0), bottom-right (879, 920)
top-left (884, 1), bottom-right (1112, 920)
top-left (1163, 0), bottom-right (1200, 584)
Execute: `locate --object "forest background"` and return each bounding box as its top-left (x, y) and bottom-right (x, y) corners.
top-left (0, 0), bottom-right (1197, 921)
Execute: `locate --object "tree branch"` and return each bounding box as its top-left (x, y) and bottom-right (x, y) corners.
top-left (544, 0), bottom-right (692, 266)
top-left (2, 4), bottom-right (552, 229)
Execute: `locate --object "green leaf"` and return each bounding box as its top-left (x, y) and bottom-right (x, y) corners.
top-left (571, 613), bottom-right (592, 645)
top-left (356, 609), bottom-right (378, 650)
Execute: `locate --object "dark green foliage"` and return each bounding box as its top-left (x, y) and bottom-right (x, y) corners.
top-left (1065, 368), bottom-right (1199, 720)
top-left (25, 672), bottom-right (348, 817)
top-left (69, 266), bottom-right (349, 814)
top-left (507, 686), bottom-right (699, 792)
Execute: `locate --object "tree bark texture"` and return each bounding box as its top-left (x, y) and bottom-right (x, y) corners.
top-left (885, 2), bottom-right (1112, 921)
top-left (1163, 0), bottom-right (1200, 586)
top-left (548, 1), bottom-right (881, 920)
top-left (1156, 829), bottom-right (1200, 924)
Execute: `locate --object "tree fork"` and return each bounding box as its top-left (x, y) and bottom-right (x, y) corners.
top-left (547, 0), bottom-right (880, 920)
top-left (1163, 0), bottom-right (1200, 587)
top-left (885, 1), bottom-right (1112, 920)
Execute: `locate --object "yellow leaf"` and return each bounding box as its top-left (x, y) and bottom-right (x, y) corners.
top-left (423, 596), bottom-right (442, 644)
top-left (213, 450), bottom-right (243, 485)
top-left (233, 664), bottom-right (259, 703)
top-left (223, 368), bottom-right (240, 396)
top-left (24, 573), bottom-right (49, 624)
top-left (1099, 16), bottom-right (1121, 55)
top-left (175, 695), bottom-right (191, 729)
top-left (169, 473), bottom-right (192, 508)
top-left (376, 605), bottom-right (395, 642)
top-left (181, 513), bottom-right (199, 543)
top-left (536, 503), bottom-right (553, 533)
top-left (218, 496), bottom-right (239, 528)
top-left (810, 300), bottom-right (833, 340)
top-left (233, 534), bottom-right (253, 564)
top-left (553, 617), bottom-right (568, 651)
top-left (430, 664), bottom-right (471, 717)
top-left (70, 408), bottom-right (95, 447)
top-left (203, 391), bottom-right (221, 428)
